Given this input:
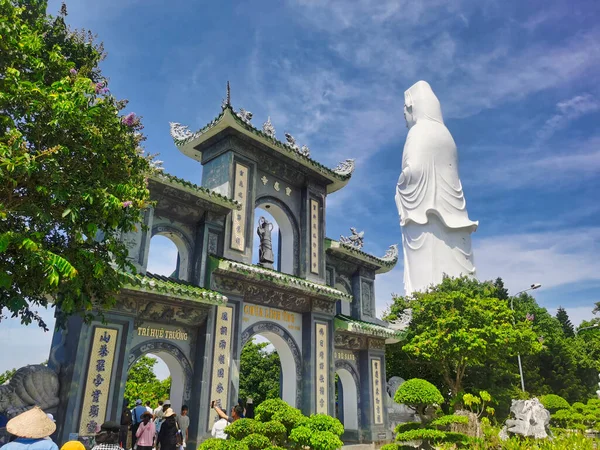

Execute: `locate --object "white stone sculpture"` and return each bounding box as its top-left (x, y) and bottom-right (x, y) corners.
top-left (499, 398), bottom-right (551, 440)
top-left (395, 80), bottom-right (478, 295)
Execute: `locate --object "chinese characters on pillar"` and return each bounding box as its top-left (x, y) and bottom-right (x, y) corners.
top-left (315, 323), bottom-right (328, 414)
top-left (371, 359), bottom-right (384, 425)
top-left (78, 328), bottom-right (118, 436)
top-left (209, 306), bottom-right (233, 427)
top-left (310, 199), bottom-right (319, 274)
top-left (230, 163), bottom-right (248, 251)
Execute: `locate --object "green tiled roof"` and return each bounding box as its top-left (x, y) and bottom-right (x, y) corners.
top-left (121, 271), bottom-right (228, 304)
top-left (325, 239), bottom-right (398, 274)
top-left (210, 257), bottom-right (352, 301)
top-left (150, 172), bottom-right (241, 210)
top-left (334, 314), bottom-right (405, 342)
top-left (170, 106), bottom-right (354, 194)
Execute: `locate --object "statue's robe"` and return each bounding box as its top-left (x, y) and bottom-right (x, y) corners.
top-left (395, 81), bottom-right (478, 295)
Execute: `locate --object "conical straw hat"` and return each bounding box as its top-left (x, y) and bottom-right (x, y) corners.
top-left (7, 406), bottom-right (57, 439)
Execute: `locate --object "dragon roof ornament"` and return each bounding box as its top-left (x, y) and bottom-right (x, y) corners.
top-left (381, 244), bottom-right (399, 263)
top-left (333, 159), bottom-right (355, 177)
top-left (340, 227), bottom-right (364, 249)
top-left (236, 108), bottom-right (253, 124)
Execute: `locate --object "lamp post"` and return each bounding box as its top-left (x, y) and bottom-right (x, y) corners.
top-left (576, 323), bottom-right (600, 335)
top-left (511, 283), bottom-right (542, 392)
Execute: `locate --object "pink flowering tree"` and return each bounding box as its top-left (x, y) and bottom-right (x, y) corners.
top-left (0, 1), bottom-right (159, 328)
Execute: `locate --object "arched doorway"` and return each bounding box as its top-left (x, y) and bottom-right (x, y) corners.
top-left (127, 341), bottom-right (193, 414)
top-left (335, 361), bottom-right (360, 433)
top-left (254, 197), bottom-right (299, 276)
top-left (241, 322), bottom-right (302, 407)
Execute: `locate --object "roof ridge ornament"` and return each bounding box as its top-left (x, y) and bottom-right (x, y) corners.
top-left (381, 244), bottom-right (399, 262)
top-left (262, 116), bottom-right (276, 138)
top-left (236, 108), bottom-right (253, 124)
top-left (300, 145), bottom-right (310, 157)
top-left (333, 158), bottom-right (355, 176)
top-left (340, 227), bottom-right (364, 249)
top-left (169, 122), bottom-right (194, 141)
top-left (222, 81), bottom-right (232, 110)
top-left (284, 132), bottom-right (299, 151)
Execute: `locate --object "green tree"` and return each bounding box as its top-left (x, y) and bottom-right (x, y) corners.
top-left (556, 306), bottom-right (575, 337)
top-left (0, 0), bottom-right (157, 329)
top-left (239, 339), bottom-right (281, 406)
top-left (385, 276), bottom-right (542, 398)
top-left (124, 356), bottom-right (171, 407)
top-left (0, 368), bottom-right (16, 385)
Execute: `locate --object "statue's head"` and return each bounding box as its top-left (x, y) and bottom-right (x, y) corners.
top-left (404, 80), bottom-right (444, 128)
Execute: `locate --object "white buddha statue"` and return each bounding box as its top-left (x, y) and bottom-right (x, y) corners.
top-left (395, 80), bottom-right (478, 295)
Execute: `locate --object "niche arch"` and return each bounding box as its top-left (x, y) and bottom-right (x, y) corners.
top-left (150, 224), bottom-right (193, 281)
top-left (255, 196), bottom-right (299, 275)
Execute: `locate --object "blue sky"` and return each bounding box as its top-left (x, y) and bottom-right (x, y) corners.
top-left (2, 0), bottom-right (600, 375)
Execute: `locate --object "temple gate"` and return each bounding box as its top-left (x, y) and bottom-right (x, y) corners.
top-left (47, 86), bottom-right (402, 446)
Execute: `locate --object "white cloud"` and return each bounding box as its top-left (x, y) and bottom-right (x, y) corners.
top-left (537, 94), bottom-right (600, 141)
top-left (475, 228), bottom-right (600, 293)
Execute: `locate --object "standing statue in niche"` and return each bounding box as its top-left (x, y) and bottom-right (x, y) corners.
top-left (257, 217), bottom-right (275, 269)
top-left (395, 80), bottom-right (478, 296)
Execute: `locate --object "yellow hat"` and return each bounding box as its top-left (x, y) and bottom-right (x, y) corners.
top-left (7, 407), bottom-right (56, 439)
top-left (61, 441), bottom-right (86, 450)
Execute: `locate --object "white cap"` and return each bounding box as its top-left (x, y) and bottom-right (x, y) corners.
top-left (46, 414), bottom-right (55, 423)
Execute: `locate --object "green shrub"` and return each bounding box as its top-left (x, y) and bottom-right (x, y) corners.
top-left (396, 428), bottom-right (448, 442)
top-left (241, 433), bottom-right (272, 450)
top-left (198, 438), bottom-right (249, 450)
top-left (572, 402), bottom-right (586, 412)
top-left (430, 414), bottom-right (469, 428)
top-left (255, 398), bottom-right (291, 422)
top-left (395, 378), bottom-right (444, 406)
top-left (288, 426), bottom-right (312, 448)
top-left (262, 420), bottom-right (286, 445)
top-left (223, 418), bottom-right (265, 440)
top-left (304, 414), bottom-right (344, 437)
top-left (272, 406), bottom-right (306, 433)
top-left (540, 394), bottom-right (570, 413)
top-left (394, 422), bottom-right (421, 433)
top-left (309, 430), bottom-right (344, 450)
top-left (395, 378), bottom-right (444, 422)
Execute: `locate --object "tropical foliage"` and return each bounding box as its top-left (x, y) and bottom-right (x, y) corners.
top-left (124, 356), bottom-right (171, 408)
top-left (385, 277), bottom-right (542, 398)
top-left (239, 339), bottom-right (281, 406)
top-left (0, 0), bottom-right (158, 329)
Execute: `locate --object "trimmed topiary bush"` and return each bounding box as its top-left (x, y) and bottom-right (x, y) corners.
top-left (262, 420), bottom-right (287, 445)
top-left (224, 418), bottom-right (265, 440)
top-left (288, 426), bottom-right (312, 448)
top-left (241, 433), bottom-right (272, 450)
top-left (540, 394), bottom-right (570, 413)
top-left (272, 406), bottom-right (306, 433)
top-left (255, 398), bottom-right (291, 422)
top-left (395, 378), bottom-right (444, 422)
top-left (198, 438), bottom-right (249, 450)
top-left (304, 414), bottom-right (344, 437)
top-left (308, 430), bottom-right (344, 450)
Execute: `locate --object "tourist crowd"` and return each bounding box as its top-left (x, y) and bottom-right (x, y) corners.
top-left (0, 397), bottom-right (257, 449)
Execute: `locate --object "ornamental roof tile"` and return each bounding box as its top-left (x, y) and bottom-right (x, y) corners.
top-left (170, 106), bottom-right (355, 194)
top-left (334, 314), bottom-right (405, 343)
top-left (210, 256), bottom-right (352, 301)
top-left (121, 271), bottom-right (228, 304)
top-left (150, 172), bottom-right (241, 210)
top-left (325, 239), bottom-right (398, 274)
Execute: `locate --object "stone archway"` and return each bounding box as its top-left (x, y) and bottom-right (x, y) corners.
top-left (255, 196), bottom-right (299, 276)
top-left (335, 360), bottom-right (361, 432)
top-left (128, 340), bottom-right (193, 413)
top-left (241, 321), bottom-right (302, 408)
